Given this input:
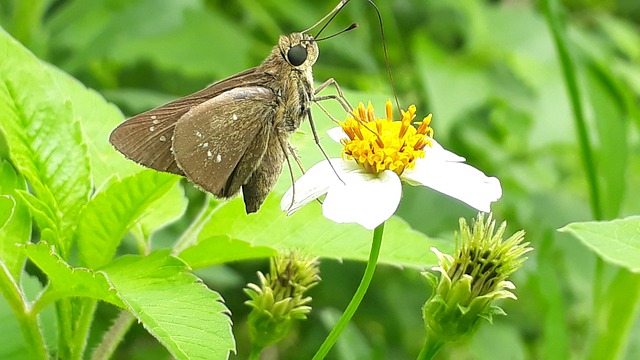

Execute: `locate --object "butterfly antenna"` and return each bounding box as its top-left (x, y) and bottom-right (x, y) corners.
top-left (303, 0), bottom-right (351, 36)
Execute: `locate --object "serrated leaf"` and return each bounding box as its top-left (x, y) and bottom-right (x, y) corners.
top-left (45, 64), bottom-right (141, 187)
top-left (15, 190), bottom-right (60, 246)
top-left (0, 161), bottom-right (31, 279)
top-left (75, 170), bottom-right (179, 269)
top-left (25, 242), bottom-right (235, 358)
top-left (0, 28), bottom-right (91, 243)
top-left (102, 250), bottom-right (235, 359)
top-left (559, 216), bottom-right (640, 272)
top-left (24, 243), bottom-right (124, 309)
top-left (194, 194), bottom-right (451, 269)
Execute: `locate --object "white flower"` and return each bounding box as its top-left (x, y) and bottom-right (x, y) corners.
top-left (281, 101), bottom-right (502, 230)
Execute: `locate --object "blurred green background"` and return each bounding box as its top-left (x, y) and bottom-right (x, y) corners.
top-left (2, 0), bottom-right (640, 358)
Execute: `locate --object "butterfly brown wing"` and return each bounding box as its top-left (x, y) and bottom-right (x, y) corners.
top-left (109, 68), bottom-right (275, 175)
top-left (242, 129), bottom-right (287, 213)
top-left (172, 86), bottom-right (279, 199)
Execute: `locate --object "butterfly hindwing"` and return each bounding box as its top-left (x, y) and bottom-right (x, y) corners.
top-left (172, 86), bottom-right (279, 198)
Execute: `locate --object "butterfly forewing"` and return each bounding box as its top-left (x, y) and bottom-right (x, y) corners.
top-left (172, 86), bottom-right (278, 197)
top-left (109, 104), bottom-right (185, 175)
top-left (109, 68), bottom-right (274, 175)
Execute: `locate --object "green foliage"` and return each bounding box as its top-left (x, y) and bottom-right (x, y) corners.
top-left (0, 0), bottom-right (640, 359)
top-left (561, 216), bottom-right (640, 272)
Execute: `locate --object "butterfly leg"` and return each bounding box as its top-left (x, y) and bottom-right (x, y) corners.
top-left (305, 108), bottom-right (345, 185)
top-left (313, 78), bottom-right (353, 113)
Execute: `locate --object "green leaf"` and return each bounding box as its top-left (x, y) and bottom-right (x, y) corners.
top-left (133, 183), bottom-right (188, 242)
top-left (48, 0), bottom-right (250, 79)
top-left (179, 235), bottom-right (276, 269)
top-left (75, 170), bottom-right (179, 269)
top-left (559, 216), bottom-right (640, 272)
top-left (0, 195), bottom-right (12, 228)
top-left (45, 64), bottom-right (141, 188)
top-left (15, 190), bottom-right (60, 246)
top-left (190, 194), bottom-right (451, 269)
top-left (102, 250), bottom-right (235, 359)
top-left (0, 161), bottom-right (31, 279)
top-left (24, 243), bottom-right (125, 310)
top-left (0, 27), bottom-right (91, 246)
top-left (25, 242), bottom-right (235, 359)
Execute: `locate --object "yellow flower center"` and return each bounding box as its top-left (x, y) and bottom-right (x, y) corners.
top-left (339, 100), bottom-right (434, 176)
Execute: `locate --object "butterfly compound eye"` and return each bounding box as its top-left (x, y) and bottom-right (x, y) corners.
top-left (287, 45), bottom-right (307, 66)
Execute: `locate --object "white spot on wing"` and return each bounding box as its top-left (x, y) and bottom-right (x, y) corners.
top-left (152, 119), bottom-right (160, 125)
top-left (196, 131), bottom-right (203, 138)
top-left (215, 154), bottom-right (222, 163)
top-left (232, 114), bottom-right (238, 121)
top-left (151, 115), bottom-right (157, 120)
top-left (149, 126), bottom-right (156, 132)
top-left (159, 135), bottom-right (167, 142)
top-left (207, 150), bottom-right (213, 159)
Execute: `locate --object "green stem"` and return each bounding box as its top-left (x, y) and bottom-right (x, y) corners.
top-left (56, 299), bottom-right (74, 359)
top-left (70, 300), bottom-right (98, 360)
top-left (248, 343), bottom-right (263, 360)
top-left (416, 331), bottom-right (444, 360)
top-left (312, 222), bottom-right (385, 359)
top-left (0, 261), bottom-right (48, 359)
top-left (587, 270), bottom-right (640, 359)
top-left (540, 0), bottom-right (602, 220)
top-left (91, 310), bottom-right (135, 360)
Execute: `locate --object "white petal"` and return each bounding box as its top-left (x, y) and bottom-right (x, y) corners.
top-left (322, 169), bottom-right (402, 230)
top-left (327, 127), bottom-right (348, 143)
top-left (402, 155), bottom-right (502, 212)
top-left (281, 159), bottom-right (345, 214)
top-left (428, 139), bottom-right (465, 162)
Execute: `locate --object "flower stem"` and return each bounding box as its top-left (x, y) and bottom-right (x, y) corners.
top-left (312, 222), bottom-right (385, 359)
top-left (417, 331), bottom-right (444, 360)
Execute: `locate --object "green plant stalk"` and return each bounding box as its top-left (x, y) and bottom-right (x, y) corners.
top-left (56, 299), bottom-right (74, 359)
top-left (312, 222), bottom-right (385, 359)
top-left (540, 0), bottom-right (602, 220)
top-left (0, 261), bottom-right (48, 359)
top-left (416, 329), bottom-right (444, 360)
top-left (91, 310), bottom-right (135, 360)
top-left (248, 343), bottom-right (263, 360)
top-left (70, 300), bottom-right (98, 360)
top-left (587, 269), bottom-right (640, 359)
top-left (540, 1), bottom-right (640, 359)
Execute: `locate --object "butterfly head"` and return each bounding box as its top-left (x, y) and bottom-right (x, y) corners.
top-left (279, 33), bottom-right (319, 70)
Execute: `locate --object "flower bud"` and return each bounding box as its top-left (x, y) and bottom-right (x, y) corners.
top-left (244, 252), bottom-right (320, 348)
top-left (422, 214), bottom-right (531, 343)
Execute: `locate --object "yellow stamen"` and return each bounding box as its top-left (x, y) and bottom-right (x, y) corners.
top-left (340, 100), bottom-right (435, 176)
